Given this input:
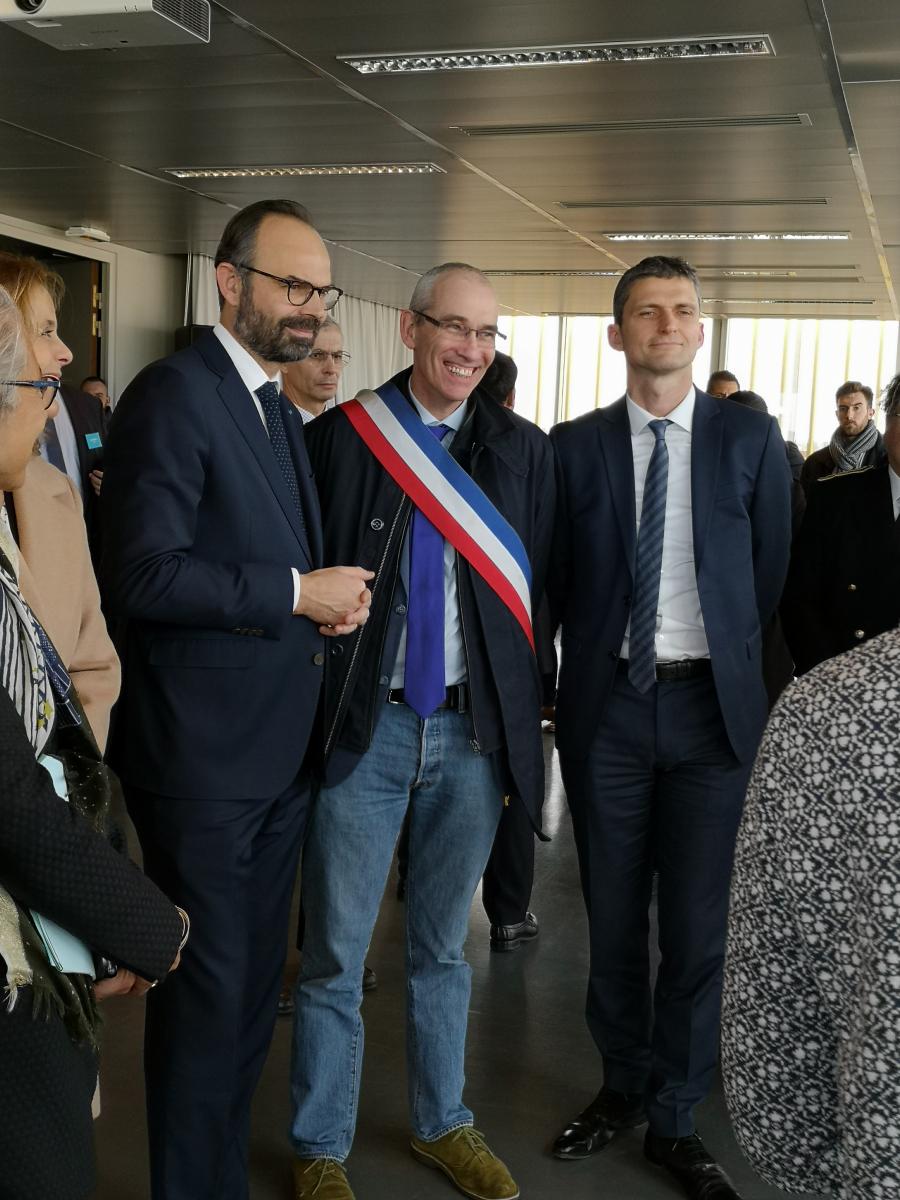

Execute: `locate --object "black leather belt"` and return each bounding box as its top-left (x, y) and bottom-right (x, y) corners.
top-left (386, 683), bottom-right (469, 712)
top-left (618, 658), bottom-right (712, 682)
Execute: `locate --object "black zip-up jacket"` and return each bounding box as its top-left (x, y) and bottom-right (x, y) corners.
top-left (304, 370), bottom-right (556, 832)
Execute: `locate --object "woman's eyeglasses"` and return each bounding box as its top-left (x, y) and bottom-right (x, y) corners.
top-left (0, 378), bottom-right (60, 409)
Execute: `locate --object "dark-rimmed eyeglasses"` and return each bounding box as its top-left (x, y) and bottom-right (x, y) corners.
top-left (0, 378), bottom-right (60, 409)
top-left (236, 264), bottom-right (343, 311)
top-left (410, 310), bottom-right (506, 346)
top-left (307, 349), bottom-right (351, 366)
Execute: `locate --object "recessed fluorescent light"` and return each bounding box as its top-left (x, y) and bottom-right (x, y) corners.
top-left (723, 269), bottom-right (798, 277)
top-left (604, 232), bottom-right (849, 242)
top-left (165, 163), bottom-right (446, 179)
top-left (705, 297), bottom-right (874, 306)
top-left (560, 197), bottom-right (826, 209)
top-left (456, 113), bottom-right (809, 137)
top-left (485, 269), bottom-right (621, 277)
top-left (339, 35), bottom-right (774, 75)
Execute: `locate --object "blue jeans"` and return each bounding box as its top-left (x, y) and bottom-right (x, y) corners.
top-left (289, 703), bottom-right (504, 1161)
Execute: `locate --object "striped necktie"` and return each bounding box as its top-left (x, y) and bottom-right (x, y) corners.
top-left (256, 382), bottom-right (305, 528)
top-left (628, 419), bottom-right (672, 693)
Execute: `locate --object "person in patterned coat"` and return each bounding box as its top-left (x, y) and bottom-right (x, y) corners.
top-left (722, 629), bottom-right (900, 1199)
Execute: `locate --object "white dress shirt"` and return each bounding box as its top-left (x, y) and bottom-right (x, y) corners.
top-left (889, 465), bottom-right (900, 519)
top-left (390, 390), bottom-right (468, 689)
top-left (212, 324), bottom-right (302, 610)
top-left (620, 386), bottom-right (710, 662)
top-left (39, 396), bottom-right (83, 498)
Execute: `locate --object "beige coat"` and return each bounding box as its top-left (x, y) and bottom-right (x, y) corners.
top-left (13, 457), bottom-right (120, 750)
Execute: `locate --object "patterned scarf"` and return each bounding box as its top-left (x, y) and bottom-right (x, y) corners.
top-left (829, 419), bottom-right (879, 473)
top-left (0, 527), bottom-right (101, 1044)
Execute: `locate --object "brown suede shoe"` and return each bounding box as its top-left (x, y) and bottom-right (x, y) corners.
top-left (292, 1157), bottom-right (355, 1199)
top-left (411, 1127), bottom-right (519, 1200)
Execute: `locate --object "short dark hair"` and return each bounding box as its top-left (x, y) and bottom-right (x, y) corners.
top-left (612, 255), bottom-right (701, 326)
top-left (707, 369), bottom-right (740, 389)
top-left (883, 374), bottom-right (900, 418)
top-left (479, 351), bottom-right (518, 405)
top-left (214, 199), bottom-right (314, 272)
top-left (80, 374), bottom-right (106, 388)
top-left (835, 380), bottom-right (874, 407)
top-left (727, 389), bottom-right (768, 414)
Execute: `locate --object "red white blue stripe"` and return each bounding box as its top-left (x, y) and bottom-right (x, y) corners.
top-left (342, 383), bottom-right (534, 651)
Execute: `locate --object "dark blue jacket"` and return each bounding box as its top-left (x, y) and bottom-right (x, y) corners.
top-left (549, 389), bottom-right (792, 765)
top-left (304, 371), bottom-right (556, 832)
top-left (101, 330), bottom-right (324, 800)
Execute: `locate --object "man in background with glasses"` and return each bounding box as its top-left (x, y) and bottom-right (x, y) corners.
top-left (101, 198), bottom-right (372, 1200)
top-left (283, 316), bottom-right (349, 423)
top-left (288, 263), bottom-right (555, 1200)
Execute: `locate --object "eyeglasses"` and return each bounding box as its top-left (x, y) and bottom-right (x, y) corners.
top-left (307, 349), bottom-right (351, 366)
top-left (411, 310), bottom-right (507, 346)
top-left (236, 264), bottom-right (343, 311)
top-left (0, 378), bottom-right (60, 409)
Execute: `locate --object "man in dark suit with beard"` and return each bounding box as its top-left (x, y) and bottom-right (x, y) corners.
top-left (102, 198), bottom-right (372, 1200)
top-left (782, 372), bottom-right (900, 675)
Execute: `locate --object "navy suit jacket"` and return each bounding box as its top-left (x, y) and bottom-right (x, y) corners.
top-left (101, 330), bottom-right (324, 800)
top-left (549, 388), bottom-right (792, 765)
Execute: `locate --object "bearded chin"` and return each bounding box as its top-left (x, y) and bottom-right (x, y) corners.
top-left (234, 292), bottom-right (316, 363)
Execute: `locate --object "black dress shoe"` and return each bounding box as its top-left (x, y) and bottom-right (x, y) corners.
top-left (489, 911), bottom-right (539, 952)
top-left (644, 1131), bottom-right (743, 1199)
top-left (552, 1088), bottom-right (646, 1159)
top-left (362, 965), bottom-right (377, 992)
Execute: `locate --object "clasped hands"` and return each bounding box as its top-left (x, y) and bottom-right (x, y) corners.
top-left (294, 565), bottom-right (374, 636)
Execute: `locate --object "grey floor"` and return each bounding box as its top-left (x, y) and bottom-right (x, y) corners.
top-left (94, 738), bottom-right (811, 1200)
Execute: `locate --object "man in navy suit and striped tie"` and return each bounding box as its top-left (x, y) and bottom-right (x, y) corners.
top-left (549, 257), bottom-right (791, 1199)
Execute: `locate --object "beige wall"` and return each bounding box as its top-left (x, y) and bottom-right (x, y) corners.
top-left (0, 211), bottom-right (185, 401)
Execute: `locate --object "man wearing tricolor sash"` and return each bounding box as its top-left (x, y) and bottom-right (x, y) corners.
top-left (288, 263), bottom-right (555, 1200)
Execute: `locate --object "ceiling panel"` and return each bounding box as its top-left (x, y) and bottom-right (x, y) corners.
top-left (0, 0), bottom-right (893, 316)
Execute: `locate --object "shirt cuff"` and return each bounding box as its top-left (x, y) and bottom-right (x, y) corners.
top-left (291, 568), bottom-right (302, 613)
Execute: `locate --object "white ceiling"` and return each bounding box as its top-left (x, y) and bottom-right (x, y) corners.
top-left (0, 0), bottom-right (897, 318)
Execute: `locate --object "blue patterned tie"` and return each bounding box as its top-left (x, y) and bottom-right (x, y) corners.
top-left (628, 419), bottom-right (672, 693)
top-left (256, 382), bottom-right (305, 528)
top-left (43, 417), bottom-right (67, 474)
top-left (404, 423), bottom-right (451, 719)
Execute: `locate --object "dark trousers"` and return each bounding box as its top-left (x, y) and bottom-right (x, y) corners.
top-left (481, 797), bottom-right (536, 926)
top-left (127, 774), bottom-right (312, 1200)
top-left (560, 668), bottom-right (752, 1137)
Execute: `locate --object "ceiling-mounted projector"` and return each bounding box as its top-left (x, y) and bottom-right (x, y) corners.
top-left (0, 1), bottom-right (211, 48)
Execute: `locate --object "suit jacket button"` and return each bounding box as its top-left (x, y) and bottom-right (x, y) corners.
top-left (330, 643), bottom-right (344, 656)
top-left (395, 603), bottom-right (407, 615)
top-left (854, 629), bottom-right (865, 639)
top-left (370, 517), bottom-right (384, 530)
top-left (313, 652), bottom-right (325, 665)
top-left (848, 583), bottom-right (857, 591)
top-left (608, 650), bottom-right (619, 660)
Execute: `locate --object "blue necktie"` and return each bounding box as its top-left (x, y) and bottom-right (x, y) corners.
top-left (628, 419), bottom-right (672, 694)
top-left (256, 382), bottom-right (305, 528)
top-left (404, 423), bottom-right (451, 719)
top-left (43, 417), bottom-right (67, 474)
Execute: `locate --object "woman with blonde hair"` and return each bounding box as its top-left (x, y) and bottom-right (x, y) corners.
top-left (0, 286), bottom-right (186, 1198)
top-left (0, 250), bottom-right (117, 747)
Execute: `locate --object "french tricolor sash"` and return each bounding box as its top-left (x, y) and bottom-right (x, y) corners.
top-left (341, 383), bottom-right (534, 651)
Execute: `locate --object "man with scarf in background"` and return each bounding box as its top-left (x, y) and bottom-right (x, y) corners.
top-left (800, 380), bottom-right (885, 494)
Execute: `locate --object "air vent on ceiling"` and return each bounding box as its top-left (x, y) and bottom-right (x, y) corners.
top-left (339, 36), bottom-right (774, 74)
top-left (484, 269), bottom-right (621, 278)
top-left (559, 197), bottom-right (826, 209)
top-left (453, 113), bottom-right (810, 138)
